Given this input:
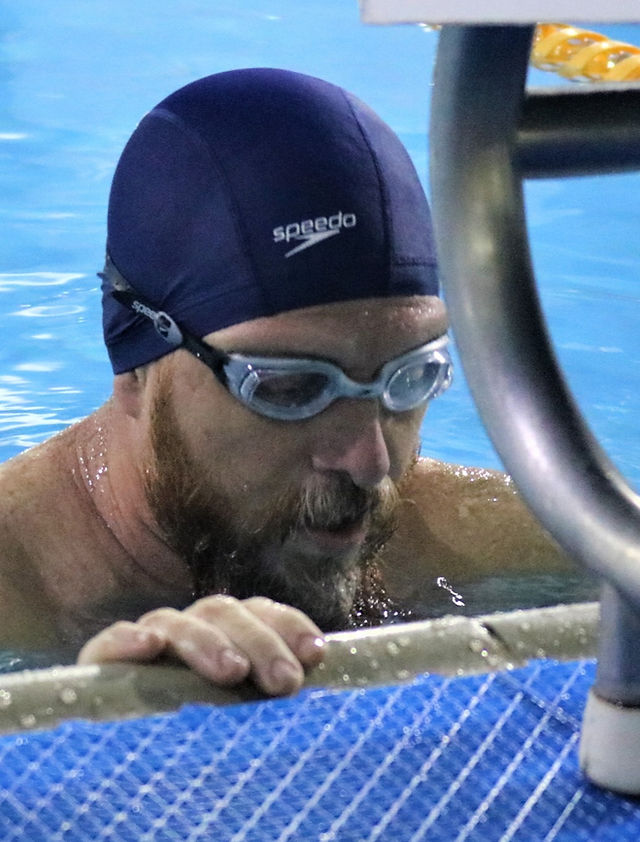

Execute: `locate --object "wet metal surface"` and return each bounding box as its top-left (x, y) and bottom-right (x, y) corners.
top-left (0, 602), bottom-right (598, 735)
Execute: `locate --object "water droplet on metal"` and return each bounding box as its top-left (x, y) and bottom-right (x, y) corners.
top-left (59, 687), bottom-right (78, 705)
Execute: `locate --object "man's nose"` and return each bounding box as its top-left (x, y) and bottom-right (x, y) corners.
top-left (311, 403), bottom-right (391, 488)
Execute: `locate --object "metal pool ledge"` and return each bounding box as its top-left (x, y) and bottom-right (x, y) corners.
top-left (0, 602), bottom-right (598, 736)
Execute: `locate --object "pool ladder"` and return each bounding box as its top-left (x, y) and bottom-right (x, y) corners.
top-left (429, 24), bottom-right (640, 794)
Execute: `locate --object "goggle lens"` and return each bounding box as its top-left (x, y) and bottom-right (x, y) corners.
top-left (386, 357), bottom-right (450, 410)
top-left (250, 370), bottom-right (331, 409)
top-left (228, 338), bottom-right (452, 420)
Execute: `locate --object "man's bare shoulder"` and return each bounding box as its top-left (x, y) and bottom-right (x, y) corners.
top-left (0, 433), bottom-right (82, 647)
top-left (0, 511), bottom-right (58, 647)
top-left (382, 456), bottom-right (573, 586)
top-left (0, 431), bottom-right (72, 536)
top-left (403, 456), bottom-right (517, 500)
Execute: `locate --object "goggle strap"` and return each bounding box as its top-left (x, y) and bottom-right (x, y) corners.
top-left (111, 288), bottom-right (229, 378)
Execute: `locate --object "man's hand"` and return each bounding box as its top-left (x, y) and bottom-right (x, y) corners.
top-left (77, 595), bottom-right (325, 696)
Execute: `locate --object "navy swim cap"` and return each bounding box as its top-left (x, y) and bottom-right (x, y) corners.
top-left (103, 68), bottom-right (439, 373)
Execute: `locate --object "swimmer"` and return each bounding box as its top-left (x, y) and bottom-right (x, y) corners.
top-left (0, 69), bottom-right (576, 695)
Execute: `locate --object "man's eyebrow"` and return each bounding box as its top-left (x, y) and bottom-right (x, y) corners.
top-left (214, 346), bottom-right (343, 364)
top-left (216, 335), bottom-right (448, 364)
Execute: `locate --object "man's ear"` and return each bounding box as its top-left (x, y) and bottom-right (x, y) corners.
top-left (113, 368), bottom-right (147, 419)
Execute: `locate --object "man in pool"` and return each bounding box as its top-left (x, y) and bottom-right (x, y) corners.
top-left (0, 69), bottom-right (575, 694)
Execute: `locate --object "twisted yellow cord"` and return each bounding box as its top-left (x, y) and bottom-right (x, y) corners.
top-left (532, 23), bottom-right (640, 82)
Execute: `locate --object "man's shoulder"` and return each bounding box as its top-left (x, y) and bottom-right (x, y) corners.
top-left (0, 522), bottom-right (57, 648)
top-left (0, 434), bottom-right (76, 618)
top-left (386, 455), bottom-right (572, 584)
top-left (403, 456), bottom-right (516, 505)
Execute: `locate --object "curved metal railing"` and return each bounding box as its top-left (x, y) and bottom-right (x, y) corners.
top-left (429, 24), bottom-right (640, 786)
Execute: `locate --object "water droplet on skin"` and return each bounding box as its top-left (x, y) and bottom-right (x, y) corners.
top-left (349, 646), bottom-right (358, 655)
top-left (341, 673), bottom-right (350, 683)
top-left (0, 690), bottom-right (11, 708)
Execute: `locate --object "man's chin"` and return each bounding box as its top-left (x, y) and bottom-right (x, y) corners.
top-left (250, 534), bottom-right (363, 630)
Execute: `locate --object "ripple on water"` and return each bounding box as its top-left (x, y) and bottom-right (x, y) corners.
top-left (13, 304), bottom-right (85, 318)
top-left (0, 272), bottom-right (83, 291)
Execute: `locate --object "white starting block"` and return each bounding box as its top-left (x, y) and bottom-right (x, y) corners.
top-left (359, 0), bottom-right (639, 23)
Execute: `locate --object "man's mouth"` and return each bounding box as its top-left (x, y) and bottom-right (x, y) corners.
top-left (298, 512), bottom-right (369, 554)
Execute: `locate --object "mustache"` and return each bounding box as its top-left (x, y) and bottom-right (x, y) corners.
top-left (298, 474), bottom-right (397, 531)
top-left (242, 472), bottom-right (401, 543)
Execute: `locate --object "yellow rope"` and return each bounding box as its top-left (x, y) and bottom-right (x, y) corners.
top-left (532, 23), bottom-right (640, 82)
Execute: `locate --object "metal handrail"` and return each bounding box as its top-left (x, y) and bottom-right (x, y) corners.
top-left (0, 603), bottom-right (598, 736)
top-left (429, 25), bottom-right (640, 714)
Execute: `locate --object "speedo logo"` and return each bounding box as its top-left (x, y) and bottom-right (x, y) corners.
top-left (131, 298), bottom-right (182, 346)
top-left (131, 299), bottom-right (158, 321)
top-left (273, 211), bottom-right (357, 258)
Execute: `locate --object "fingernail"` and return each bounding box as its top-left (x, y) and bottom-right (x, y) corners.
top-left (219, 648), bottom-right (249, 676)
top-left (269, 658), bottom-right (303, 695)
top-left (298, 634), bottom-right (325, 664)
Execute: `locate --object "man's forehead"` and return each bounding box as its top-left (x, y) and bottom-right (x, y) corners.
top-left (208, 296), bottom-right (447, 356)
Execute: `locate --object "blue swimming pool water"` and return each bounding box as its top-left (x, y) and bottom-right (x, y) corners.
top-left (1, 7), bottom-right (639, 493)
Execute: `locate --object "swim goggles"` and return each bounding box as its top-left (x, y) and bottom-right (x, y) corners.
top-left (113, 288), bottom-right (453, 421)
